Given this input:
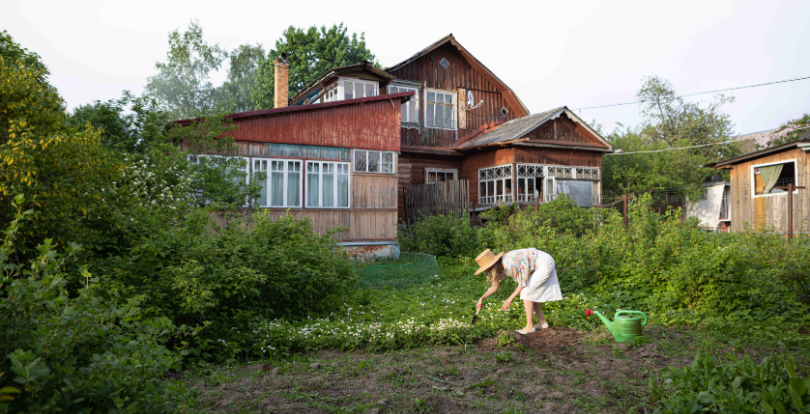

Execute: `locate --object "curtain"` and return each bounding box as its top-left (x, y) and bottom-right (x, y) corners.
top-left (287, 171), bottom-right (300, 206)
top-left (759, 164), bottom-right (783, 194)
top-left (271, 171), bottom-right (284, 206)
top-left (307, 169), bottom-right (319, 207)
top-left (323, 168), bottom-right (335, 207)
top-left (338, 174), bottom-right (349, 207)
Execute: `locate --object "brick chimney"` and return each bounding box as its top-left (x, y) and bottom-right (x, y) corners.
top-left (274, 52), bottom-right (289, 108)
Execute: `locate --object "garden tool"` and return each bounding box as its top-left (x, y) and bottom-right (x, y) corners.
top-left (586, 308), bottom-right (647, 343)
top-left (471, 309), bottom-right (480, 325)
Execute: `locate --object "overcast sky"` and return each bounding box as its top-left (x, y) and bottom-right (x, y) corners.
top-left (5, 0), bottom-right (809, 136)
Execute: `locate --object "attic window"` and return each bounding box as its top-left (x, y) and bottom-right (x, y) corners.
top-left (440, 58), bottom-right (449, 69)
top-left (500, 107), bottom-right (509, 116)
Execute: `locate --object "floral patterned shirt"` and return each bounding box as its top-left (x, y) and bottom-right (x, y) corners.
top-left (500, 248), bottom-right (541, 287)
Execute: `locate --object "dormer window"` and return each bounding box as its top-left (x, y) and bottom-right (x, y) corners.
top-left (341, 78), bottom-right (378, 100)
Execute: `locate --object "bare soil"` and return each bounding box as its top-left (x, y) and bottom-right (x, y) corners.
top-left (185, 325), bottom-right (716, 413)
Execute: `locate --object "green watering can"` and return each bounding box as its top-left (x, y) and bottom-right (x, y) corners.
top-left (586, 308), bottom-right (647, 343)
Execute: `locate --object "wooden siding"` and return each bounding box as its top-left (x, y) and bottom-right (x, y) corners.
top-left (522, 117), bottom-right (606, 147)
top-left (388, 43), bottom-right (521, 149)
top-left (262, 209), bottom-right (397, 241)
top-left (352, 175), bottom-right (398, 209)
top-left (727, 148), bottom-right (809, 233)
top-left (513, 147), bottom-right (602, 167)
top-left (226, 98), bottom-right (401, 152)
top-left (460, 148), bottom-right (516, 203)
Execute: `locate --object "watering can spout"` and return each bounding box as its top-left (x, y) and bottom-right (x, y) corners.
top-left (586, 308), bottom-right (614, 337)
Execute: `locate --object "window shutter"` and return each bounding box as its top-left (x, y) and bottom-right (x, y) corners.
top-left (457, 88), bottom-right (466, 129)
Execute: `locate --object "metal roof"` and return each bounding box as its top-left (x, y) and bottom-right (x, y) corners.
top-left (458, 106), bottom-right (612, 151)
top-left (172, 91), bottom-right (414, 126)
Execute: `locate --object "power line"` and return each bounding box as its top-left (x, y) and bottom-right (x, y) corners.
top-left (575, 75), bottom-right (810, 111)
top-left (605, 125), bottom-right (810, 156)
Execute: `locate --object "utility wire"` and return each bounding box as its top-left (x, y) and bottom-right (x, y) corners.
top-left (574, 75), bottom-right (810, 111)
top-left (605, 126), bottom-right (810, 156)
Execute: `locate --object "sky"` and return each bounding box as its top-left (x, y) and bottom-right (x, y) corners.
top-left (4, 0), bottom-right (810, 136)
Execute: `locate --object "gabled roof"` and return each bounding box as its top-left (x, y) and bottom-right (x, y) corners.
top-left (386, 34), bottom-right (530, 117)
top-left (289, 61), bottom-right (395, 105)
top-left (457, 106), bottom-right (612, 151)
top-left (709, 129), bottom-right (810, 169)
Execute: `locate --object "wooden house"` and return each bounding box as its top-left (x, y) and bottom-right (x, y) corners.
top-left (291, 34), bottom-right (612, 221)
top-left (175, 35), bottom-right (613, 258)
top-left (176, 54), bottom-right (414, 259)
top-left (709, 130), bottom-right (810, 233)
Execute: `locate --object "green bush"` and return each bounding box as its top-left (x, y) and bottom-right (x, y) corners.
top-left (650, 348), bottom-right (810, 413)
top-left (398, 210), bottom-right (481, 258)
top-left (95, 209), bottom-right (356, 362)
top-left (0, 197), bottom-right (197, 414)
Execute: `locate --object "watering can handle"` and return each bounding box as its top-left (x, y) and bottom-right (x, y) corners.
top-left (616, 310), bottom-right (647, 327)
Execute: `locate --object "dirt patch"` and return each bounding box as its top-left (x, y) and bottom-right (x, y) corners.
top-left (478, 327), bottom-right (586, 360)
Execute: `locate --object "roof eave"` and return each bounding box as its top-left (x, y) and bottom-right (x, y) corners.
top-left (712, 140), bottom-right (804, 168)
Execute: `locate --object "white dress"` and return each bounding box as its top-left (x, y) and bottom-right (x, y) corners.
top-left (519, 250), bottom-right (563, 303)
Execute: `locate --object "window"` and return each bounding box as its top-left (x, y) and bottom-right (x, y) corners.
top-left (556, 180), bottom-right (594, 207)
top-left (321, 84), bottom-right (339, 103)
top-left (752, 160), bottom-right (797, 196)
top-left (354, 150), bottom-right (394, 173)
top-left (425, 89), bottom-right (456, 129)
top-left (188, 155), bottom-right (250, 205)
top-left (253, 159), bottom-right (302, 208)
top-left (341, 78), bottom-right (378, 100)
top-left (478, 165), bottom-right (512, 204)
top-left (426, 168), bottom-right (457, 183)
top-left (307, 161), bottom-right (350, 208)
top-left (388, 85), bottom-right (419, 124)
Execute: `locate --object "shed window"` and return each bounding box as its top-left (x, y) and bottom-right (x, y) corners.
top-left (425, 89), bottom-right (456, 129)
top-left (253, 159), bottom-right (302, 208)
top-left (753, 160), bottom-right (796, 196)
top-left (426, 168), bottom-right (457, 183)
top-left (388, 85), bottom-right (419, 124)
top-left (306, 161), bottom-right (350, 208)
top-left (354, 150), bottom-right (394, 173)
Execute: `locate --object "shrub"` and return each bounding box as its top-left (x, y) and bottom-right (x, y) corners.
top-left (650, 348), bottom-right (810, 413)
top-left (0, 196), bottom-right (198, 413)
top-left (398, 210), bottom-right (481, 258)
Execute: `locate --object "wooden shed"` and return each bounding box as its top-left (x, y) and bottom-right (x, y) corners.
top-left (710, 130), bottom-right (810, 233)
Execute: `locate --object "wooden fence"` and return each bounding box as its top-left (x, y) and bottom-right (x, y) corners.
top-left (403, 180), bottom-right (470, 225)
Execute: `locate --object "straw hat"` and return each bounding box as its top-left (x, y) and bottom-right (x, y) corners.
top-left (474, 249), bottom-right (504, 275)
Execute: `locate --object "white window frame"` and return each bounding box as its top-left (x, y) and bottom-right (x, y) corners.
top-left (425, 88), bottom-right (457, 130)
top-left (751, 159), bottom-right (799, 198)
top-left (425, 168), bottom-right (457, 184)
top-left (388, 84), bottom-right (420, 124)
top-left (339, 77), bottom-right (379, 100)
top-left (478, 164), bottom-right (513, 205)
top-left (306, 161), bottom-right (351, 209)
top-left (353, 149), bottom-right (395, 174)
top-left (252, 158), bottom-right (303, 208)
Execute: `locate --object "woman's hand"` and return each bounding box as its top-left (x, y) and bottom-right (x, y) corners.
top-left (476, 298), bottom-right (484, 312)
top-left (501, 299), bottom-right (513, 311)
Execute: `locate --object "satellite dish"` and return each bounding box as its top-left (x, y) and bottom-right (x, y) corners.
top-left (467, 90), bottom-right (474, 106)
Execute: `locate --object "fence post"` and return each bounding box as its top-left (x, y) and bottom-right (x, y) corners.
top-left (776, 183), bottom-right (806, 244)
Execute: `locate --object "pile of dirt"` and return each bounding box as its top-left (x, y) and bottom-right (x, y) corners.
top-left (477, 327), bottom-right (586, 359)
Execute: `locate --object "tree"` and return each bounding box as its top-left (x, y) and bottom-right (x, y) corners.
top-left (759, 113), bottom-right (810, 148)
top-left (602, 77), bottom-right (739, 195)
top-left (220, 43), bottom-right (265, 113)
top-left (145, 20), bottom-right (228, 118)
top-left (253, 23), bottom-right (378, 109)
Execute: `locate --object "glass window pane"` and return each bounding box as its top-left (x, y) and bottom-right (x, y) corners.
top-left (337, 170), bottom-right (349, 207)
top-left (368, 151), bottom-right (380, 172)
top-left (401, 100), bottom-right (407, 122)
top-left (382, 152), bottom-right (393, 173)
top-left (288, 170), bottom-right (300, 206)
top-left (528, 178), bottom-right (535, 195)
top-left (488, 181), bottom-right (495, 198)
top-left (505, 179), bottom-right (512, 196)
top-left (496, 180), bottom-right (503, 196)
top-left (355, 83), bottom-right (364, 98)
top-left (409, 99), bottom-right (418, 123)
top-left (445, 104), bottom-right (453, 128)
top-left (323, 165), bottom-right (334, 207)
top-left (354, 150), bottom-right (367, 172)
top-left (479, 181), bottom-right (486, 197)
top-left (344, 82), bottom-right (353, 99)
top-left (426, 104), bottom-right (435, 126)
top-left (427, 92), bottom-right (435, 103)
top-left (438, 172), bottom-right (447, 182)
top-left (271, 171), bottom-right (284, 206)
top-left (436, 105), bottom-right (445, 128)
top-left (427, 172), bottom-right (436, 182)
top-left (307, 163), bottom-right (319, 207)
